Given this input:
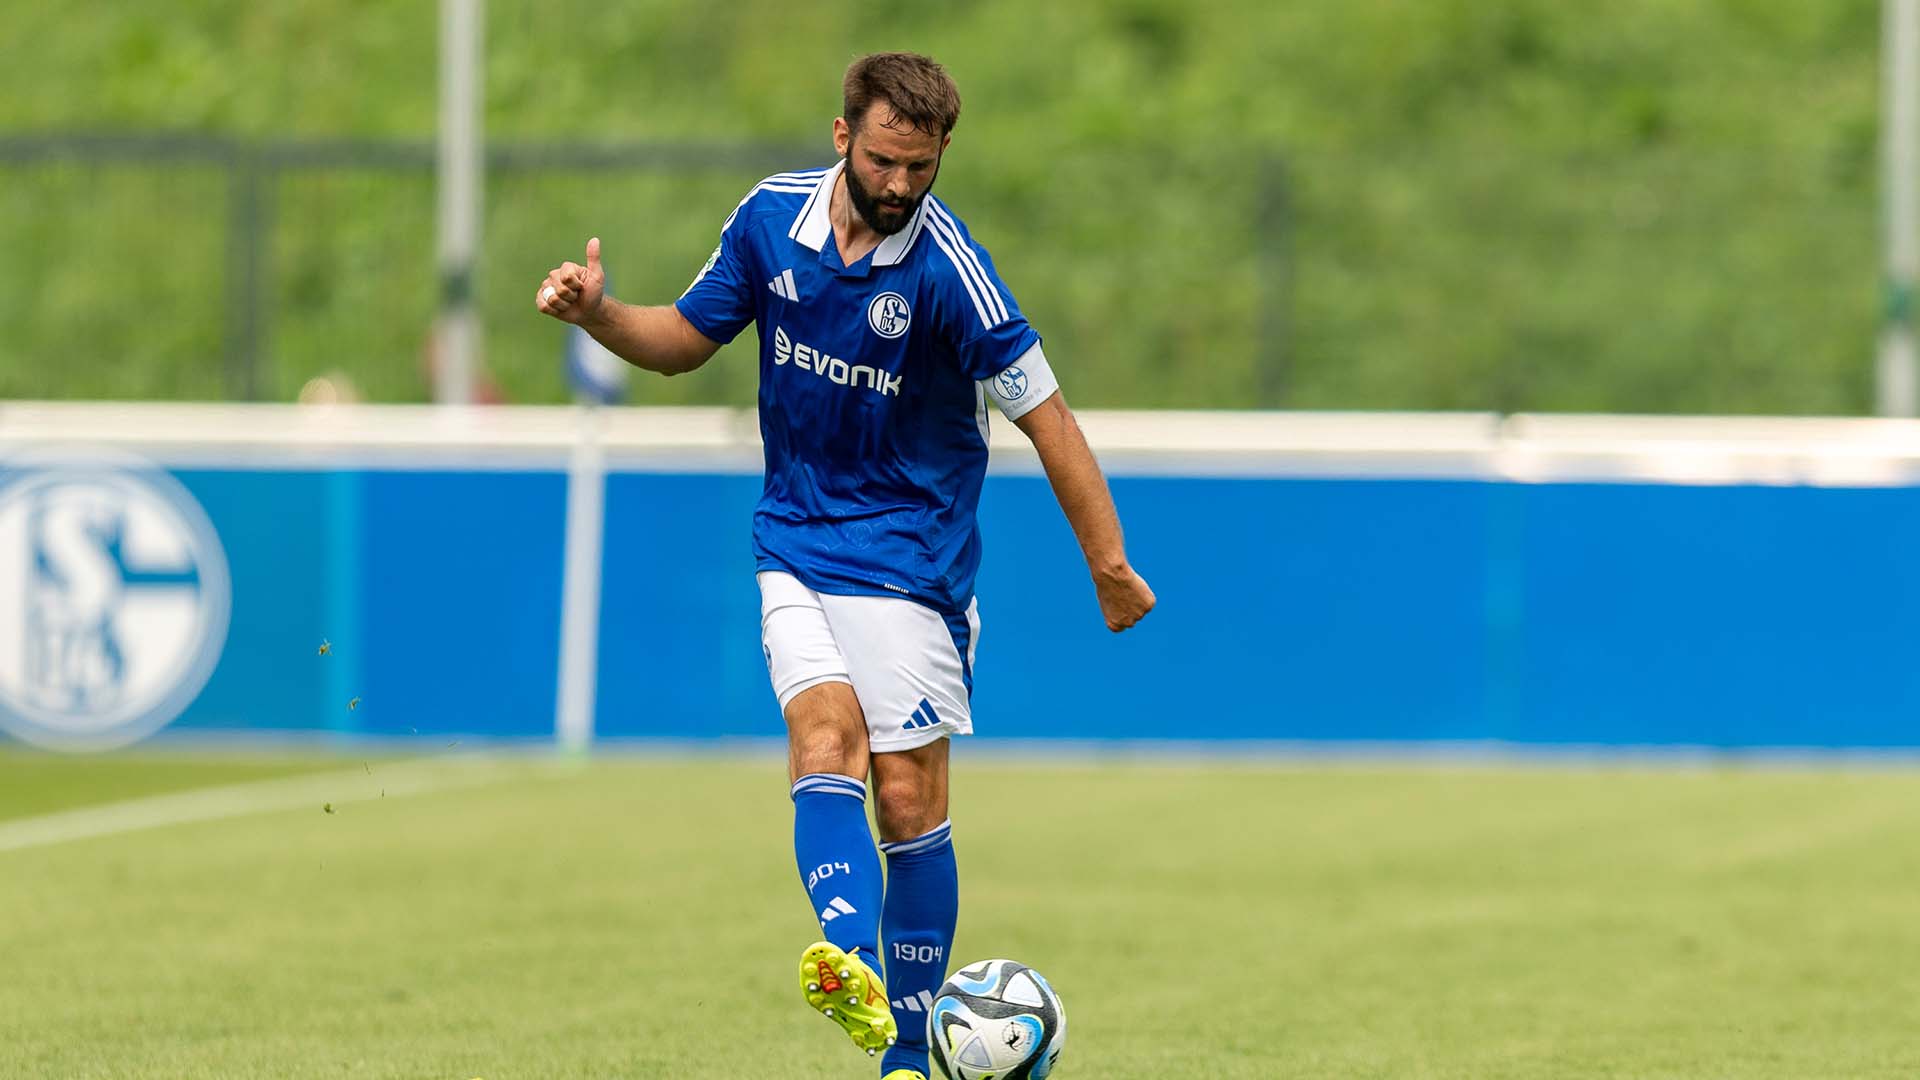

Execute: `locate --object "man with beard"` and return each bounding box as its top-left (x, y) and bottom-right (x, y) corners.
top-left (535, 51), bottom-right (1154, 1080)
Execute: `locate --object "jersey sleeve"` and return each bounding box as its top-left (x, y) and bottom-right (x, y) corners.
top-left (673, 194), bottom-right (757, 345)
top-left (924, 210), bottom-right (1042, 381)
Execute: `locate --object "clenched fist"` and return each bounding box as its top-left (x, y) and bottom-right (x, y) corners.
top-left (1094, 563), bottom-right (1155, 632)
top-left (535, 237), bottom-right (607, 325)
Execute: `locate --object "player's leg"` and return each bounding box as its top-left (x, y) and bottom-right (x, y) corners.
top-left (785, 681), bottom-right (881, 958)
top-left (872, 739), bottom-right (958, 1079)
top-left (788, 682), bottom-right (896, 1056)
top-left (812, 590), bottom-right (976, 1079)
top-left (760, 571), bottom-right (896, 1058)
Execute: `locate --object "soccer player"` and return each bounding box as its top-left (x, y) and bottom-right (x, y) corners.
top-left (536, 52), bottom-right (1154, 1080)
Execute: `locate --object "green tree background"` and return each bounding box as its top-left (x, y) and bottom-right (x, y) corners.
top-left (0, 0), bottom-right (1887, 412)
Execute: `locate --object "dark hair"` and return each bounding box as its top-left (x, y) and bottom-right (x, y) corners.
top-left (842, 52), bottom-right (962, 138)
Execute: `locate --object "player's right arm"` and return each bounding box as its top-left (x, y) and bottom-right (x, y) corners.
top-left (536, 237), bottom-right (721, 376)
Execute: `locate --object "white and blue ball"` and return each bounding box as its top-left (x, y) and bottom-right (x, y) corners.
top-left (927, 958), bottom-right (1067, 1080)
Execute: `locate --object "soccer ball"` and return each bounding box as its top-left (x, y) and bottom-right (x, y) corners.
top-left (927, 958), bottom-right (1067, 1080)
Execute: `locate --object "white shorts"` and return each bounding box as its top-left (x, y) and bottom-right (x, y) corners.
top-left (757, 570), bottom-right (979, 753)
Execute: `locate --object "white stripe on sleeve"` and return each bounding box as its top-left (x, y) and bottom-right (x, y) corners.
top-left (927, 202), bottom-right (1009, 324)
top-left (928, 226), bottom-right (995, 330)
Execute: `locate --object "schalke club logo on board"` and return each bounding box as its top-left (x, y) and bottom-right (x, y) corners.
top-left (0, 450), bottom-right (231, 752)
top-left (868, 292), bottom-right (911, 339)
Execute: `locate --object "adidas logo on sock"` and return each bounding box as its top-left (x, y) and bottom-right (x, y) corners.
top-left (901, 698), bottom-right (940, 731)
top-left (766, 268), bottom-right (799, 301)
top-left (818, 896), bottom-right (856, 923)
top-left (891, 990), bottom-right (936, 1013)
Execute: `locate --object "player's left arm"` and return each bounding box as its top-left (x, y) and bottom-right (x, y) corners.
top-left (1013, 391), bottom-right (1156, 632)
top-left (933, 215), bottom-right (1153, 631)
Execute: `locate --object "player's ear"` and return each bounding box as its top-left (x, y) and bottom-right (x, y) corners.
top-left (833, 117), bottom-right (852, 157)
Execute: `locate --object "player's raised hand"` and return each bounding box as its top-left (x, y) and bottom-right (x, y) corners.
top-left (1094, 563), bottom-right (1155, 632)
top-left (535, 237), bottom-right (607, 324)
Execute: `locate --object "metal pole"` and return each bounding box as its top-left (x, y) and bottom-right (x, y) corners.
top-left (555, 404), bottom-right (606, 755)
top-left (435, 0), bottom-right (483, 404)
top-left (1256, 155), bottom-right (1290, 408)
top-left (224, 142), bottom-right (262, 401)
top-left (1880, 0), bottom-right (1919, 417)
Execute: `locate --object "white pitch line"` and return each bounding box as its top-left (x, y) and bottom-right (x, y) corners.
top-left (0, 756), bottom-right (517, 854)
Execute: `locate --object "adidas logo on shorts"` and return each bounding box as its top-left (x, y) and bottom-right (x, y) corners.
top-left (902, 698), bottom-right (941, 731)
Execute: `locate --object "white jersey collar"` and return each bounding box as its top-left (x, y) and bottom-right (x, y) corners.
top-left (787, 158), bottom-right (930, 268)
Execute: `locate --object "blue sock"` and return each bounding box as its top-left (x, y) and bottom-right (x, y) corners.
top-left (878, 820), bottom-right (958, 1078)
top-left (792, 773), bottom-right (883, 966)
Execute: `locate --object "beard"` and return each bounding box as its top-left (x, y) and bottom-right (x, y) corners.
top-left (844, 154), bottom-right (937, 236)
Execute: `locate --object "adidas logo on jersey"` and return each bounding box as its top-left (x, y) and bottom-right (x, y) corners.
top-left (772, 325), bottom-right (903, 398)
top-left (902, 698), bottom-right (941, 731)
top-left (766, 268), bottom-right (800, 301)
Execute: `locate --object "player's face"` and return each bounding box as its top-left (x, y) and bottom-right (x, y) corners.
top-left (835, 105), bottom-right (948, 236)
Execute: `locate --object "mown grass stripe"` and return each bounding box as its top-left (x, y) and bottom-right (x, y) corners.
top-left (0, 756), bottom-right (514, 854)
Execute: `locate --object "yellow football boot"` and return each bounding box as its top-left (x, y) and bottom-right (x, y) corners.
top-left (798, 940), bottom-right (898, 1057)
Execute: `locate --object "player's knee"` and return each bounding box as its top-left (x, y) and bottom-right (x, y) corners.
top-left (792, 724), bottom-right (864, 776)
top-left (872, 778), bottom-right (942, 841)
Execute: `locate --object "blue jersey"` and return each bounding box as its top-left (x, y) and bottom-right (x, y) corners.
top-left (675, 162), bottom-right (1042, 615)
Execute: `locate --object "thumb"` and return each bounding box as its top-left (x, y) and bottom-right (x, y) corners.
top-left (585, 236), bottom-right (601, 273)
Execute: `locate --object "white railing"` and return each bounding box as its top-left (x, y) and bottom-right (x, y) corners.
top-left (7, 400), bottom-right (1920, 485)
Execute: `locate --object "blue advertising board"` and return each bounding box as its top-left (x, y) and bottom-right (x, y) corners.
top-left (3, 420), bottom-right (1916, 751)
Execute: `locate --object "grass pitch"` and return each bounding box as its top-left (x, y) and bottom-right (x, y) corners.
top-left (0, 748), bottom-right (1916, 1079)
